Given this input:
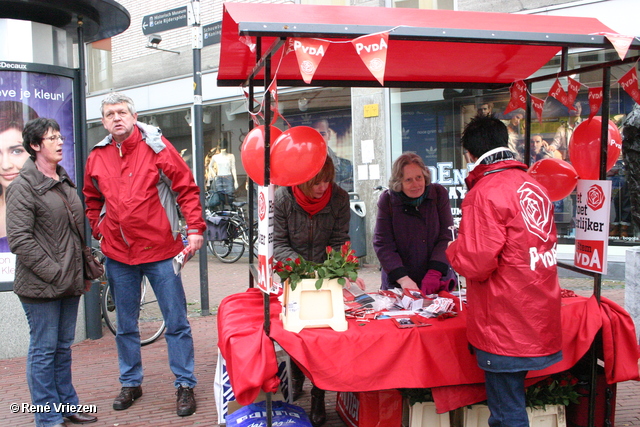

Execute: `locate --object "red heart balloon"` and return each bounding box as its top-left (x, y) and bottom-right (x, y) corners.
top-left (270, 126), bottom-right (328, 187)
top-left (528, 158), bottom-right (579, 202)
top-left (240, 125), bottom-right (282, 185)
top-left (568, 117), bottom-right (622, 180)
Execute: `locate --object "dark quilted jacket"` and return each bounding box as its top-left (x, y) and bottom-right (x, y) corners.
top-left (273, 183), bottom-right (350, 264)
top-left (6, 158), bottom-right (85, 301)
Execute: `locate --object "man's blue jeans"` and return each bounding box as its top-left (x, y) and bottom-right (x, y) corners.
top-left (484, 370), bottom-right (529, 427)
top-left (106, 257), bottom-right (196, 389)
top-left (22, 296), bottom-right (81, 427)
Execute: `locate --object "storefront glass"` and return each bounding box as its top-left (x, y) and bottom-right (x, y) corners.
top-left (392, 68), bottom-right (638, 247)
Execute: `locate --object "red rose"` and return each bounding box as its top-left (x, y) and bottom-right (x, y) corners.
top-left (295, 258), bottom-right (301, 265)
top-left (326, 246), bottom-right (333, 254)
top-left (341, 242), bottom-right (350, 256)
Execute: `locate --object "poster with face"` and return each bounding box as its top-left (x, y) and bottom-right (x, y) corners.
top-left (0, 70), bottom-right (74, 282)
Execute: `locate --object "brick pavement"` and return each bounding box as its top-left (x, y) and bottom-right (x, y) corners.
top-left (1, 254), bottom-right (638, 426)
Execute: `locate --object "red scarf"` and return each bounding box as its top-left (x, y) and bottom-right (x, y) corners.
top-left (293, 185), bottom-right (332, 217)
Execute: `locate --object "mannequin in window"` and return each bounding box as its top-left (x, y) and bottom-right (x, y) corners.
top-left (205, 147), bottom-right (218, 190)
top-left (209, 138), bottom-right (238, 208)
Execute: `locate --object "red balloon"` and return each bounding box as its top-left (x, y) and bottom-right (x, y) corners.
top-left (270, 126), bottom-right (328, 186)
top-left (568, 117), bottom-right (622, 180)
top-left (240, 125), bottom-right (282, 185)
top-left (528, 158), bottom-right (579, 202)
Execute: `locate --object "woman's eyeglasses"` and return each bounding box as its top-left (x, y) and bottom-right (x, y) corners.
top-left (42, 135), bottom-right (66, 142)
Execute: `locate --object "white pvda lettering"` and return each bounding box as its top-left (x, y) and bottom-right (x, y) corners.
top-left (575, 249), bottom-right (602, 269)
top-left (529, 243), bottom-right (557, 271)
top-left (293, 40), bottom-right (325, 56)
top-left (355, 37), bottom-right (388, 55)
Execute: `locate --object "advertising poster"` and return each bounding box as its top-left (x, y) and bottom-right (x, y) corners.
top-left (574, 179), bottom-right (612, 274)
top-left (0, 70), bottom-right (74, 282)
top-left (257, 184), bottom-right (276, 294)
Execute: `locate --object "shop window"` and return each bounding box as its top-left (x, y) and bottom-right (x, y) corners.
top-left (392, 83), bottom-right (638, 246)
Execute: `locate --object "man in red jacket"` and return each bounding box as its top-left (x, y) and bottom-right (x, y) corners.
top-left (84, 92), bottom-right (206, 417)
top-left (447, 115), bottom-right (562, 427)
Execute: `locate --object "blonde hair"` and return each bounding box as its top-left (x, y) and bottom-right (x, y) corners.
top-left (388, 152), bottom-right (431, 192)
top-left (297, 155), bottom-right (334, 198)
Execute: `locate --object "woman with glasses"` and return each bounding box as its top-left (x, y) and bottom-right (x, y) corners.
top-left (6, 118), bottom-right (98, 427)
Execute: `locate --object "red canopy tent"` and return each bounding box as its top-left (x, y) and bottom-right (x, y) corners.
top-left (216, 3), bottom-right (639, 425)
top-left (217, 2), bottom-right (636, 88)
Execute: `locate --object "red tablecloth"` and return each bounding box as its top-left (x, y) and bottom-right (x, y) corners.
top-left (217, 289), bottom-right (639, 411)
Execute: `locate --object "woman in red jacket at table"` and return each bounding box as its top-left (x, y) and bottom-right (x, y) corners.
top-left (273, 155), bottom-right (363, 427)
top-left (373, 152), bottom-right (455, 295)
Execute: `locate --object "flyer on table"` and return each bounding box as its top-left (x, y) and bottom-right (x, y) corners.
top-left (574, 179), bottom-right (612, 274)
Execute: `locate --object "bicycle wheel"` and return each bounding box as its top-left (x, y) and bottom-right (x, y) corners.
top-left (101, 276), bottom-right (166, 346)
top-left (211, 220), bottom-right (245, 263)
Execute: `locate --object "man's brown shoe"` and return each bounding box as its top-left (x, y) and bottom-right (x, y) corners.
top-left (113, 386), bottom-right (143, 410)
top-left (176, 386), bottom-right (196, 416)
top-left (65, 413), bottom-right (98, 424)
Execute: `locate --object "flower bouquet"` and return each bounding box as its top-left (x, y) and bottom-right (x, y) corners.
top-left (274, 241), bottom-right (359, 291)
top-left (525, 372), bottom-right (582, 409)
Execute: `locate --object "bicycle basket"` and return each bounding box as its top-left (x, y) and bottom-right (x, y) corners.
top-left (206, 215), bottom-right (229, 241)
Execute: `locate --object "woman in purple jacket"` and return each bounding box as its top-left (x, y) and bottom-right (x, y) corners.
top-left (373, 152), bottom-right (454, 294)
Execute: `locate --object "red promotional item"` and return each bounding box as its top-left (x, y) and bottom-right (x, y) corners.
top-left (530, 95), bottom-right (545, 124)
top-left (618, 66), bottom-right (640, 105)
top-left (567, 77), bottom-right (582, 105)
top-left (267, 79), bottom-right (281, 125)
top-left (351, 31), bottom-right (389, 86)
top-left (527, 158), bottom-right (578, 201)
top-left (588, 87), bottom-right (603, 121)
top-left (240, 125), bottom-right (283, 185)
top-left (504, 80), bottom-right (527, 115)
top-left (548, 78), bottom-right (572, 110)
top-left (568, 117), bottom-right (622, 180)
top-left (291, 37), bottom-right (331, 84)
top-left (336, 390), bottom-right (402, 427)
top-left (602, 32), bottom-right (635, 60)
top-left (270, 126), bottom-right (327, 186)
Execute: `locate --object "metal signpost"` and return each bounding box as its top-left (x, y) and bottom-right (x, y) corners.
top-left (142, 1), bottom-right (209, 316)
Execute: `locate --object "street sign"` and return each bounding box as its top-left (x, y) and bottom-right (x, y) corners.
top-left (203, 21), bottom-right (222, 46)
top-left (142, 6), bottom-right (188, 35)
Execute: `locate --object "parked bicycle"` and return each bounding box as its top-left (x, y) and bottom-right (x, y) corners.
top-left (206, 200), bottom-right (258, 263)
top-left (94, 248), bottom-right (166, 346)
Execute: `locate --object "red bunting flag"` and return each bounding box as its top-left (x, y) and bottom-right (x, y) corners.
top-left (504, 80), bottom-right (527, 115)
top-left (266, 78), bottom-right (280, 125)
top-left (243, 88), bottom-right (263, 126)
top-left (291, 37), bottom-right (331, 84)
top-left (601, 33), bottom-right (635, 60)
top-left (567, 77), bottom-right (582, 106)
top-left (531, 95), bottom-right (545, 124)
top-left (588, 87), bottom-right (604, 121)
top-left (351, 31), bottom-right (390, 86)
top-left (618, 66), bottom-right (640, 105)
top-left (548, 79), bottom-right (574, 110)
